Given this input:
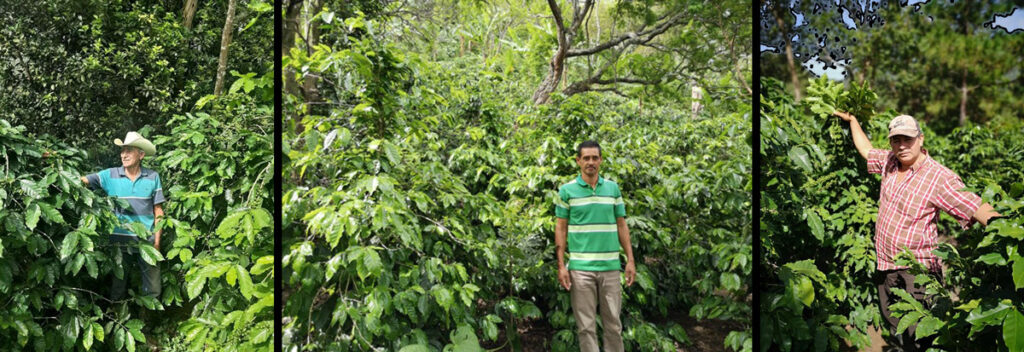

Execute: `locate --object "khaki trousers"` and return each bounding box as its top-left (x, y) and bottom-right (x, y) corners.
top-left (570, 270), bottom-right (623, 352)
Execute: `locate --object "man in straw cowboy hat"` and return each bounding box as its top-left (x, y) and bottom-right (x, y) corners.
top-left (833, 111), bottom-right (1001, 351)
top-left (80, 131), bottom-right (166, 299)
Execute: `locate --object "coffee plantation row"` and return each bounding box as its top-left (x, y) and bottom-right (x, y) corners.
top-left (281, 10), bottom-right (752, 352)
top-left (761, 76), bottom-right (1024, 351)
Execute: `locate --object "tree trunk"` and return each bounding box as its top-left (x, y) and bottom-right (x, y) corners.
top-left (303, 0), bottom-right (322, 104)
top-left (183, 0), bottom-right (199, 29)
top-left (960, 67), bottom-right (968, 126)
top-left (213, 0), bottom-right (237, 96)
top-left (532, 0), bottom-right (569, 105)
top-left (283, 0), bottom-right (303, 99)
top-left (776, 15), bottom-right (801, 102)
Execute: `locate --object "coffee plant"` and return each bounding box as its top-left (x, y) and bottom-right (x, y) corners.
top-left (282, 11), bottom-right (751, 352)
top-left (0, 69), bottom-right (272, 351)
top-left (761, 76), bottom-right (1024, 351)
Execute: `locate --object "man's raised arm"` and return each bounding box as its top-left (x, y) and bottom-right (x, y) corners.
top-left (833, 111), bottom-right (872, 160)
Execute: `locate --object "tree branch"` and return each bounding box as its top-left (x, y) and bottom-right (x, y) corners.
top-left (566, 11), bottom-right (684, 57)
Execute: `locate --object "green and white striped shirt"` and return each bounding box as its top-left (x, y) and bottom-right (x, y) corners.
top-left (555, 175), bottom-right (626, 271)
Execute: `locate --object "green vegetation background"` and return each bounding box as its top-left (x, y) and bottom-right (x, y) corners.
top-left (0, 1), bottom-right (273, 350)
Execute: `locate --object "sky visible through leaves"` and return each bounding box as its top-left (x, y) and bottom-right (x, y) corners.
top-left (761, 1), bottom-right (1024, 80)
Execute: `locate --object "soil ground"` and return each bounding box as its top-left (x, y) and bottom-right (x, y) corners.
top-left (482, 312), bottom-right (744, 351)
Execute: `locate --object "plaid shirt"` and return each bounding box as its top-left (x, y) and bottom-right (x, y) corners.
top-left (867, 148), bottom-right (982, 271)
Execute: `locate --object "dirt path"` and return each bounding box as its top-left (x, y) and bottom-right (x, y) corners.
top-left (483, 314), bottom-right (744, 351)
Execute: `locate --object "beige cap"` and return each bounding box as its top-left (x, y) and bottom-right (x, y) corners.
top-left (114, 131), bottom-right (156, 155)
top-left (888, 115), bottom-right (921, 138)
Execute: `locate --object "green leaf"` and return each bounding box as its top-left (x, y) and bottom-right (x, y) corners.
top-left (139, 244), bottom-right (164, 266)
top-left (251, 255), bottom-right (273, 275)
top-left (990, 220), bottom-right (1024, 240)
top-left (236, 265), bottom-right (255, 300)
top-left (82, 320), bottom-right (93, 350)
top-left (358, 248), bottom-right (382, 280)
top-left (793, 276), bottom-right (815, 307)
top-left (1005, 309), bottom-right (1024, 352)
top-left (668, 323), bottom-right (690, 344)
top-left (448, 324), bottom-right (481, 351)
top-left (897, 311), bottom-right (923, 335)
top-left (125, 319), bottom-right (145, 343)
top-left (805, 209), bottom-right (824, 241)
top-left (20, 179), bottom-right (44, 199)
top-left (24, 203), bottom-right (40, 230)
top-left (720, 272), bottom-right (742, 291)
top-left (115, 326), bottom-right (125, 351)
top-left (482, 319), bottom-right (498, 341)
top-left (967, 302), bottom-right (1011, 327)
top-left (976, 252), bottom-right (1007, 266)
top-left (179, 248), bottom-right (193, 263)
top-left (1015, 257), bottom-right (1024, 290)
top-left (432, 286), bottom-right (454, 312)
top-left (59, 231), bottom-right (79, 260)
top-left (37, 202), bottom-right (64, 224)
top-left (93, 322), bottom-right (104, 342)
top-left (125, 329), bottom-right (136, 352)
top-left (187, 274), bottom-right (206, 300)
top-left (399, 345), bottom-right (430, 352)
top-left (788, 146), bottom-right (813, 174)
top-left (85, 256), bottom-right (98, 278)
top-left (915, 316), bottom-right (944, 339)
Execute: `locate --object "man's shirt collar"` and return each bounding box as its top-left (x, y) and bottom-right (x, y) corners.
top-left (575, 174), bottom-right (604, 188)
top-left (112, 166), bottom-right (150, 178)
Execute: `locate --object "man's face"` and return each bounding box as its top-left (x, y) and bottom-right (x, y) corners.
top-left (889, 134), bottom-right (923, 166)
top-left (576, 147), bottom-right (602, 177)
top-left (120, 146), bottom-right (144, 168)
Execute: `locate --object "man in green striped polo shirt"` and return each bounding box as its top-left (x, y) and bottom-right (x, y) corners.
top-left (555, 140), bottom-right (635, 352)
top-left (80, 132), bottom-right (165, 299)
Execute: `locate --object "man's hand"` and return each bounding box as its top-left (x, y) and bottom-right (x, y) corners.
top-left (833, 110), bottom-right (857, 122)
top-left (153, 204), bottom-right (164, 252)
top-left (624, 261), bottom-right (636, 287)
top-left (974, 203), bottom-right (1002, 227)
top-left (832, 110), bottom-right (871, 160)
top-left (558, 265), bottom-right (572, 291)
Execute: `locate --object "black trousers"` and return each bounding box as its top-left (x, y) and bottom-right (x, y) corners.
top-left (877, 269), bottom-right (942, 352)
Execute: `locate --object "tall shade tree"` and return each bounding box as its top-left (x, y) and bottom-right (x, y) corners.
top-left (214, 0), bottom-right (239, 95)
top-left (532, 0), bottom-right (748, 105)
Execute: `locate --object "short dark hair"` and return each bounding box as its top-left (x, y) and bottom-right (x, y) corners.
top-left (577, 140), bottom-right (601, 157)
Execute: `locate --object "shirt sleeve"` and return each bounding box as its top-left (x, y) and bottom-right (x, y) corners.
top-left (931, 175), bottom-right (982, 229)
top-left (866, 149), bottom-right (890, 175)
top-left (614, 187), bottom-right (626, 218)
top-left (84, 172), bottom-right (102, 191)
top-left (152, 173), bottom-right (166, 205)
top-left (554, 187), bottom-right (569, 219)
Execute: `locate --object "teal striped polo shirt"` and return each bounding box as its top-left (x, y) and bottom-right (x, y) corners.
top-left (86, 167), bottom-right (166, 238)
top-left (555, 175), bottom-right (627, 271)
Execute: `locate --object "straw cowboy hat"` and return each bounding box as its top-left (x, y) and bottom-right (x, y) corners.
top-left (114, 132), bottom-right (156, 155)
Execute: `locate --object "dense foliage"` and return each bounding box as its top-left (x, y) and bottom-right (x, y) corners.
top-left (760, 1), bottom-right (1024, 132)
top-left (0, 0), bottom-right (272, 144)
top-left (283, 2), bottom-right (751, 350)
top-left (0, 0), bottom-right (273, 350)
top-left (760, 76), bottom-right (1024, 351)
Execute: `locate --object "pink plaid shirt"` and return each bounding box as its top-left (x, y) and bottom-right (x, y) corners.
top-left (867, 148), bottom-right (982, 271)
